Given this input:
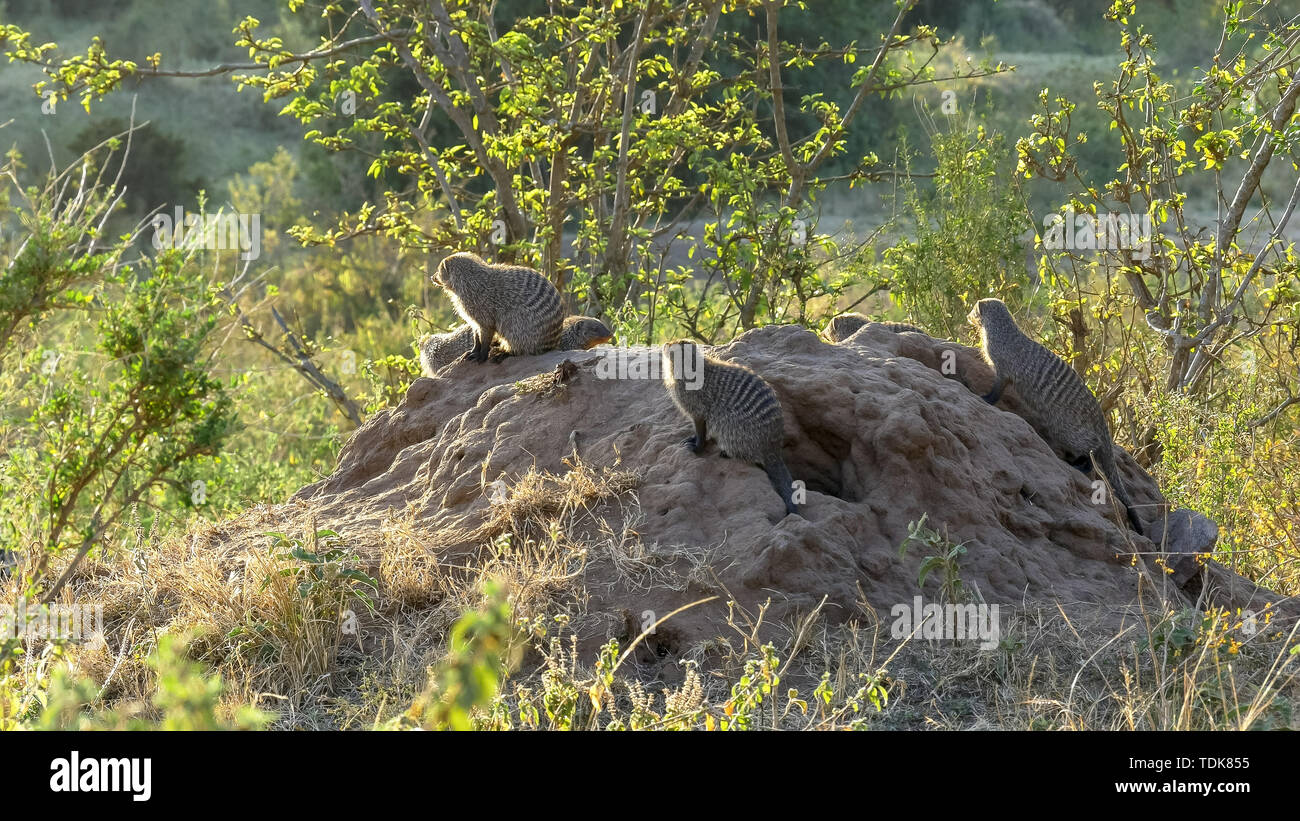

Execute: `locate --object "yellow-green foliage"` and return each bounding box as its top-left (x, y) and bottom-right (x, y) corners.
top-left (25, 635), bottom-right (269, 731)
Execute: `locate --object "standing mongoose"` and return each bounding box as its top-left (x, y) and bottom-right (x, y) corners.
top-left (432, 251), bottom-right (564, 362)
top-left (661, 340), bottom-right (799, 517)
top-left (968, 298), bottom-right (1143, 534)
top-left (823, 312), bottom-right (927, 343)
top-left (419, 315), bottom-right (614, 377)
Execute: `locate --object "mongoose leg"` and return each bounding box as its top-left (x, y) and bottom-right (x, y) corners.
top-left (763, 458), bottom-right (799, 517)
top-left (684, 417), bottom-right (707, 453)
top-left (981, 374), bottom-right (1005, 405)
top-left (466, 326), bottom-right (493, 363)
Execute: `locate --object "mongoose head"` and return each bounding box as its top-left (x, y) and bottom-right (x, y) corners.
top-left (823, 312), bottom-right (868, 343)
top-left (433, 251), bottom-right (486, 288)
top-left (968, 298), bottom-right (1011, 331)
top-left (562, 316), bottom-right (614, 350)
top-left (661, 339), bottom-right (705, 384)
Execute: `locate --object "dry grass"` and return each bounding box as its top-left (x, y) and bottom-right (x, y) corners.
top-left (3, 456), bottom-right (1298, 730)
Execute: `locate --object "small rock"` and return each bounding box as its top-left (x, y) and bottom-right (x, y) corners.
top-left (1147, 508), bottom-right (1218, 587)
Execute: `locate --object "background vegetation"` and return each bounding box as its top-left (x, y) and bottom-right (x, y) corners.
top-left (1, 0), bottom-right (1297, 729)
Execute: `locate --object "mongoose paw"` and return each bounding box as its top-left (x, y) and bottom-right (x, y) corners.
top-left (489, 351), bottom-right (512, 364)
top-left (683, 435), bottom-right (703, 453)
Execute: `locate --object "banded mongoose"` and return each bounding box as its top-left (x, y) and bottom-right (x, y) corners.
top-left (419, 315), bottom-right (614, 376)
top-left (968, 298), bottom-right (1143, 534)
top-left (418, 325), bottom-right (476, 377)
top-left (432, 251), bottom-right (564, 362)
top-left (823, 312), bottom-right (926, 343)
top-left (661, 340), bottom-right (799, 517)
top-left (559, 315), bottom-right (614, 351)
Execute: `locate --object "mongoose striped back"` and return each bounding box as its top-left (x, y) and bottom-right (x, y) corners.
top-left (662, 340), bottom-right (797, 515)
top-left (435, 252), bottom-right (564, 357)
top-left (879, 321), bottom-right (927, 335)
top-left (824, 312), bottom-right (926, 343)
top-left (969, 298), bottom-right (1142, 533)
top-left (419, 315), bottom-right (611, 377)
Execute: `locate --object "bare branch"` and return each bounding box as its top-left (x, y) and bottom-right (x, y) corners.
top-left (765, 1), bottom-right (797, 179)
top-left (359, 0), bottom-right (527, 243)
top-left (1202, 73), bottom-right (1300, 323)
top-left (1182, 171), bottom-right (1300, 391)
top-left (602, 4), bottom-right (652, 277)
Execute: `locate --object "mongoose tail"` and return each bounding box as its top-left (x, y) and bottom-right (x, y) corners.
top-left (1126, 505), bottom-right (1144, 535)
top-left (763, 457), bottom-right (799, 516)
top-left (982, 374), bottom-right (1006, 404)
top-left (1066, 454), bottom-right (1093, 474)
top-left (1093, 447), bottom-right (1144, 536)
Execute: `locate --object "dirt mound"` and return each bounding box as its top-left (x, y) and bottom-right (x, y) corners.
top-left (279, 323), bottom-right (1291, 670)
